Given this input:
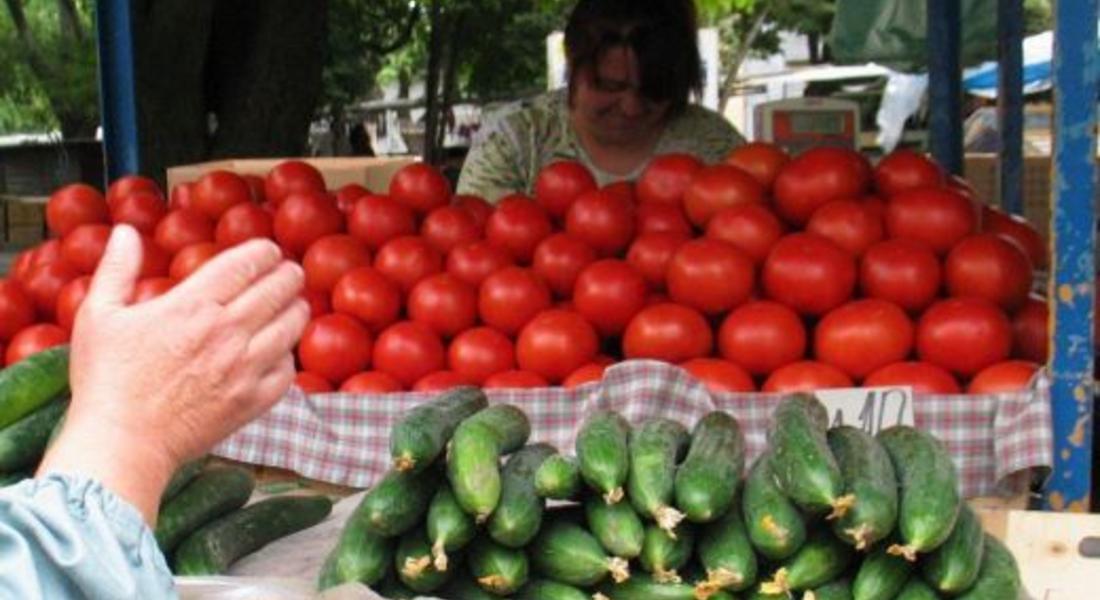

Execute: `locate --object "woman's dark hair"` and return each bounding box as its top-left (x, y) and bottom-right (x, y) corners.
top-left (564, 0), bottom-right (702, 114)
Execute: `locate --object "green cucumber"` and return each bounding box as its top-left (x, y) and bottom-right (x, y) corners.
top-left (174, 495), bottom-right (332, 575)
top-left (426, 484), bottom-right (477, 572)
top-left (827, 426), bottom-right (898, 550)
top-left (598, 573), bottom-right (736, 600)
top-left (674, 411), bottom-right (744, 524)
top-left (318, 525), bottom-right (394, 589)
top-left (954, 535), bottom-right (1020, 600)
top-left (760, 528), bottom-right (855, 595)
top-left (877, 426), bottom-right (960, 560)
top-left (0, 471), bottom-right (29, 486)
top-left (742, 454), bottom-right (807, 560)
top-left (160, 458), bottom-right (207, 505)
top-left (852, 540), bottom-right (914, 600)
top-left (894, 578), bottom-right (941, 600)
top-left (373, 572), bottom-right (418, 599)
top-left (920, 503), bottom-right (985, 594)
top-left (768, 394), bottom-right (852, 517)
top-left (155, 466), bottom-right (255, 554)
top-left (0, 346), bottom-right (68, 430)
top-left (448, 404), bottom-right (531, 521)
top-left (516, 579), bottom-right (591, 600)
top-left (576, 410), bottom-right (632, 503)
top-left (696, 505), bottom-right (758, 594)
top-left (0, 396), bottom-right (67, 472)
top-left (530, 519), bottom-right (631, 587)
top-left (489, 443), bottom-right (555, 548)
top-left (395, 527), bottom-right (451, 593)
top-left (807, 578), bottom-right (854, 600)
top-left (357, 466), bottom-right (440, 537)
top-left (639, 522), bottom-right (695, 584)
top-left (437, 574), bottom-right (500, 600)
top-left (390, 386), bottom-right (487, 473)
top-left (627, 418), bottom-right (690, 534)
top-left (585, 494), bottom-right (645, 559)
top-left (468, 536), bottom-right (529, 595)
top-left (535, 453), bottom-right (581, 500)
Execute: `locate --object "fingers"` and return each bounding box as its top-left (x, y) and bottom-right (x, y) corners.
top-left (244, 299), bottom-right (310, 371)
top-left (224, 260), bottom-right (305, 333)
top-left (246, 354), bottom-right (297, 419)
top-left (171, 239), bottom-right (283, 306)
top-left (86, 225), bottom-right (143, 308)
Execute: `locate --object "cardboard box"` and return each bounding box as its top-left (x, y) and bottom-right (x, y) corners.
top-left (965, 153), bottom-right (1053, 239)
top-left (1000, 509), bottom-right (1100, 599)
top-left (166, 156), bottom-right (417, 195)
top-left (1, 195), bottom-right (48, 246)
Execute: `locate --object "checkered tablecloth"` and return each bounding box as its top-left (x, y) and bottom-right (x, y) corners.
top-left (215, 359), bottom-right (1052, 499)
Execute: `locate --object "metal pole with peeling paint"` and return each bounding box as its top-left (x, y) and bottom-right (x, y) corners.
top-left (1044, 0), bottom-right (1098, 512)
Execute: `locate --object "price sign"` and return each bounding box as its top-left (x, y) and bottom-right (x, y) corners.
top-left (814, 387), bottom-right (915, 435)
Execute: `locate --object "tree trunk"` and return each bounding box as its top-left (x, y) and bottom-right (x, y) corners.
top-left (807, 32), bottom-right (820, 64)
top-left (57, 0), bottom-right (85, 42)
top-left (438, 14), bottom-right (463, 154)
top-left (719, 8), bottom-right (769, 114)
top-left (422, 0), bottom-right (444, 164)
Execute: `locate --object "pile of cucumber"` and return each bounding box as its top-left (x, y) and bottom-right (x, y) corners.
top-left (320, 389), bottom-right (1022, 600)
top-left (0, 346), bottom-right (71, 485)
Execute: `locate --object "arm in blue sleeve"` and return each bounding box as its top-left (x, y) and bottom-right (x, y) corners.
top-left (0, 474), bottom-right (177, 600)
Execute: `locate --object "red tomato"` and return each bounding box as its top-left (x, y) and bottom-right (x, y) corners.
top-left (215, 203), bottom-right (274, 248)
top-left (773, 147), bottom-right (871, 226)
top-left (762, 361), bottom-right (854, 393)
top-left (636, 153), bottom-right (703, 205)
top-left (967, 360), bottom-right (1039, 393)
top-left (242, 174), bottom-right (266, 203)
top-left (372, 321), bottom-right (446, 387)
top-left (60, 224), bottom-right (111, 274)
top-left (516, 309), bottom-right (599, 383)
top-left (763, 233), bottom-right (856, 316)
top-left (682, 164), bottom-right (765, 228)
top-left (107, 176), bottom-right (161, 211)
top-left (130, 278), bottom-right (174, 303)
top-left (110, 191), bottom-right (167, 235)
top-left (945, 234), bottom-right (1033, 311)
top-left (564, 189), bottom-right (635, 257)
top-left (335, 183), bottom-right (370, 213)
top-left (478, 267), bottom-right (552, 335)
top-left (138, 235), bottom-right (171, 279)
top-left (635, 202), bottom-right (693, 238)
top-left (9, 250), bottom-right (36, 287)
top-left (483, 370), bottom-right (549, 389)
top-left (981, 206), bottom-right (1047, 269)
top-left (295, 371), bottom-right (335, 394)
top-left (532, 233), bottom-right (597, 298)
top-left (29, 239), bottom-right (63, 270)
top-left (169, 243), bottom-right (219, 281)
top-left (413, 371), bottom-right (470, 392)
top-left (332, 267), bottom-right (402, 331)
top-left (273, 192), bottom-right (344, 258)
top-left (340, 371), bottom-right (403, 393)
top-left (373, 236), bottom-right (443, 294)
top-left (705, 204), bottom-right (785, 264)
top-left (302, 235), bottom-right (371, 294)
top-left (859, 239), bottom-right (942, 313)
top-left (421, 206), bottom-right (481, 253)
top-left (390, 163), bottom-right (451, 214)
top-left (348, 194), bottom-right (417, 250)
top-left (46, 183), bottom-right (110, 237)
top-left (623, 303), bottom-right (713, 362)
top-left (573, 260), bottom-right (648, 336)
top-left (486, 195), bottom-right (554, 263)
top-left (23, 260), bottom-right (80, 319)
top-left (863, 361), bottom-right (961, 394)
top-left (562, 363), bottom-right (608, 388)
top-left (873, 149), bottom-right (946, 197)
top-left (5, 324), bottom-right (68, 366)
top-left (1011, 295), bottom-right (1048, 363)
top-left (169, 182), bottom-right (197, 211)
top-left (448, 327), bottom-right (516, 384)
top-left (724, 142), bottom-right (790, 190)
top-left (264, 160), bottom-right (326, 205)
top-left (917, 298), bottom-right (1013, 376)
top-left (298, 314), bottom-right (373, 385)
top-left (884, 188), bottom-right (977, 255)
top-left (301, 288), bottom-right (331, 320)
top-left (602, 181), bottom-right (635, 204)
top-left (806, 200), bottom-right (884, 257)
top-left (718, 300), bottom-right (806, 376)
top-left (862, 195), bottom-right (887, 222)
top-left (814, 299), bottom-right (915, 379)
top-left (627, 232), bottom-right (687, 291)
top-left (453, 195), bottom-right (493, 229)
top-left (668, 239), bottom-right (755, 315)
top-left (680, 358), bottom-right (755, 393)
top-left (408, 273), bottom-right (478, 338)
top-left (0, 280), bottom-right (36, 341)
top-left (534, 160), bottom-right (598, 218)
top-left (193, 170), bottom-right (251, 220)
top-left (155, 209), bottom-right (215, 255)
top-left (446, 241), bottom-right (514, 287)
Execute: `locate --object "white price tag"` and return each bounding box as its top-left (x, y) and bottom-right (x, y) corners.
top-left (814, 387), bottom-right (915, 435)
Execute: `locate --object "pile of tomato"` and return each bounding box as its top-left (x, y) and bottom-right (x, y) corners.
top-left (0, 144), bottom-right (1068, 395)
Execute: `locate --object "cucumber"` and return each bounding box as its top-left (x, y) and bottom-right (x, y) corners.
top-left (576, 410), bottom-right (632, 503)
top-left (742, 454), bottom-right (807, 560)
top-left (627, 418), bottom-right (690, 534)
top-left (585, 494), bottom-right (645, 559)
top-left (920, 503), bottom-right (985, 594)
top-left (468, 536), bottom-right (529, 595)
top-left (374, 572), bottom-right (418, 599)
top-left (827, 426), bottom-right (898, 550)
top-left (437, 574), bottom-right (500, 600)
top-left (696, 505), bottom-right (757, 595)
top-left (674, 411), bottom-right (744, 524)
top-left (954, 535), bottom-right (1020, 600)
top-left (174, 494), bottom-right (332, 575)
top-left (852, 540), bottom-right (914, 600)
top-left (318, 526), bottom-right (394, 589)
top-left (0, 346), bottom-right (68, 430)
top-left (516, 579), bottom-right (591, 600)
top-left (357, 466), bottom-right (441, 537)
top-left (894, 578), bottom-right (941, 600)
top-left (768, 394), bottom-right (853, 517)
top-left (489, 443), bottom-right (555, 548)
top-left (426, 484), bottom-right (477, 572)
top-left (155, 466), bottom-right (255, 554)
top-left (535, 453), bottom-right (581, 500)
top-left (877, 426), bottom-right (960, 561)
top-left (598, 573), bottom-right (736, 600)
top-left (0, 471), bottom-right (29, 486)
top-left (160, 458), bottom-right (207, 505)
top-left (744, 583), bottom-right (790, 600)
top-left (0, 396), bottom-right (67, 472)
top-left (395, 527), bottom-right (451, 593)
top-left (390, 386), bottom-right (488, 472)
top-left (807, 578), bottom-right (853, 600)
top-left (760, 528), bottom-right (855, 595)
top-left (530, 519), bottom-right (631, 586)
top-left (45, 410), bottom-right (66, 448)
top-left (639, 522), bottom-right (695, 584)
top-left (448, 404), bottom-right (531, 521)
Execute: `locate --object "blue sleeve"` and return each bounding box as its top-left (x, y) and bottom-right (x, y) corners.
top-left (0, 474), bottom-right (177, 600)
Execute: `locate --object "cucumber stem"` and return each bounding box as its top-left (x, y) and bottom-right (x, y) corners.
top-left (844, 523), bottom-right (875, 551)
top-left (394, 454), bottom-right (416, 472)
top-left (887, 543), bottom-right (919, 562)
top-left (478, 574), bottom-right (510, 594)
top-left (653, 567), bottom-right (682, 584)
top-left (704, 567), bottom-right (744, 590)
top-left (760, 567), bottom-right (791, 595)
top-left (607, 556), bottom-right (631, 583)
top-left (604, 486), bottom-right (624, 504)
top-left (760, 514), bottom-right (790, 543)
top-left (593, 594), bottom-right (611, 600)
top-left (803, 592), bottom-right (818, 600)
top-left (431, 538), bottom-right (449, 572)
top-left (654, 505), bottom-right (686, 537)
top-left (826, 493), bottom-right (857, 521)
top-left (401, 555), bottom-right (431, 579)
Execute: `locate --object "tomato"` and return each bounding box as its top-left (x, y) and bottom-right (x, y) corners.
top-left (564, 189), bottom-right (636, 257)
top-left (917, 298), bottom-right (1013, 376)
top-left (884, 187), bottom-right (977, 255)
top-left (448, 327), bottom-right (516, 384)
top-left (408, 273), bottom-right (478, 338)
top-left (573, 260), bottom-right (648, 336)
top-left (155, 209), bottom-right (215, 255)
top-left (806, 200), bottom-right (884, 257)
top-left (138, 235), bottom-right (171, 279)
top-left (562, 363), bottom-right (608, 388)
top-left (724, 142), bottom-right (790, 190)
top-left (302, 235), bottom-right (371, 294)
top-left (130, 278), bottom-right (174, 303)
top-left (682, 164), bottom-right (765, 228)
top-left (169, 182), bottom-right (197, 211)
top-left (773, 147), bottom-right (871, 226)
top-left (107, 175), bottom-right (161, 211)
top-left (295, 371), bottom-right (335, 393)
top-left (446, 241), bottom-right (514, 287)
top-left (483, 370), bottom-right (549, 389)
top-left (967, 360), bottom-right (1039, 393)
top-left (626, 232), bottom-right (687, 291)
top-left (340, 371), bottom-right (403, 393)
top-left (215, 203), bottom-right (274, 248)
top-left (668, 239), bottom-right (755, 315)
top-left (486, 195), bottom-right (554, 263)
top-left (763, 233), bottom-right (856, 316)
top-left (532, 233), bottom-right (597, 298)
top-left (762, 361), bottom-right (854, 393)
top-left (534, 160), bottom-right (598, 218)
top-left (863, 361), bottom-right (961, 394)
top-left (60, 224), bottom-right (111, 274)
top-left (635, 202), bottom-right (693, 238)
top-left (335, 183), bottom-right (370, 213)
top-left (705, 203), bottom-right (785, 264)
top-left (718, 300), bottom-right (806, 376)
top-left (110, 191), bottom-right (167, 235)
top-left (273, 192), bottom-right (344, 258)
top-left (873, 149), bottom-right (946, 197)
top-left (1011, 295), bottom-right (1048, 363)
top-left (623, 303), bottom-right (713, 362)
top-left (602, 181), bottom-right (635, 204)
top-left (421, 205), bottom-right (481, 253)
top-left (193, 170), bottom-right (251, 220)
top-left (981, 206), bottom-right (1047, 269)
top-left (301, 288), bottom-right (331, 320)
top-left (46, 183), bottom-right (110, 237)
top-left (636, 153), bottom-right (703, 206)
top-left (23, 260), bottom-right (80, 319)
top-left (413, 371), bottom-right (470, 392)
top-left (5, 324), bottom-right (68, 366)
top-left (344, 196), bottom-right (415, 253)
top-left (0, 280), bottom-right (36, 341)
top-left (373, 236), bottom-right (443, 294)
top-left (516, 309), bottom-right (599, 383)
top-left (814, 299), bottom-right (915, 379)
top-left (390, 163), bottom-right (451, 214)
top-left (265, 160), bottom-right (326, 205)
top-left (478, 267), bottom-right (552, 335)
top-left (331, 267), bottom-right (402, 331)
top-left (372, 321), bottom-right (446, 387)
top-left (29, 239), bottom-right (63, 271)
top-left (298, 314), bottom-right (373, 385)
top-left (944, 233), bottom-right (1033, 311)
top-left (169, 242), bottom-right (219, 281)
top-left (9, 250), bottom-right (36, 287)
top-left (859, 239), bottom-right (942, 313)
top-left (679, 358), bottom-right (755, 393)
top-left (453, 195), bottom-right (493, 229)
top-left (241, 174), bottom-right (266, 203)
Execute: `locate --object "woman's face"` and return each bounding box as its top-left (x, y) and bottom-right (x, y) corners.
top-left (570, 45), bottom-right (672, 147)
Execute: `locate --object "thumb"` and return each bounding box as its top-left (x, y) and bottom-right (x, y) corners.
top-left (87, 224), bottom-right (143, 307)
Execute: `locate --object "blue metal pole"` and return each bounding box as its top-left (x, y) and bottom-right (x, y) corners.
top-left (1044, 0), bottom-right (1098, 512)
top-left (927, 0), bottom-right (963, 175)
top-left (95, 0), bottom-right (140, 181)
top-left (997, 0), bottom-right (1024, 216)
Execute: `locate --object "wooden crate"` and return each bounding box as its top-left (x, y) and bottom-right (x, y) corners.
top-left (166, 156), bottom-right (416, 195)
